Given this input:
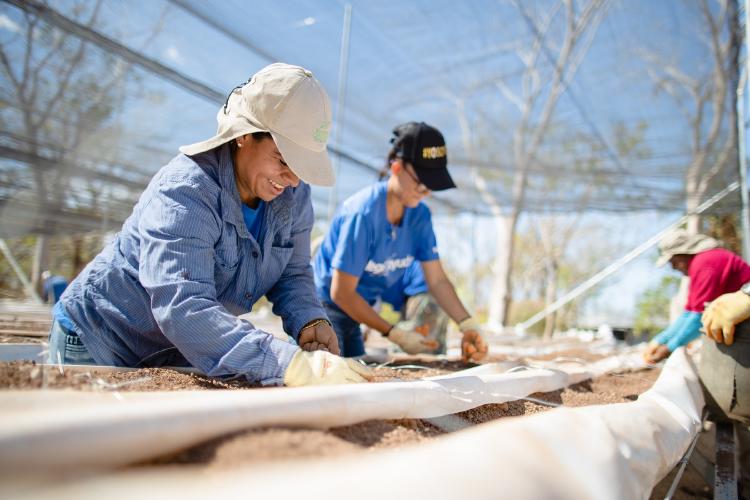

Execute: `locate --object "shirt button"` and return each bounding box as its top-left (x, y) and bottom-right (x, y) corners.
top-left (252, 251), bottom-right (259, 258)
top-left (245, 293), bottom-right (252, 299)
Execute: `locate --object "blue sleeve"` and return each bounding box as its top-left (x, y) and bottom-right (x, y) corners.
top-left (138, 179), bottom-right (298, 385)
top-left (265, 184), bottom-right (329, 338)
top-left (330, 212), bottom-right (372, 277)
top-left (665, 311), bottom-right (702, 351)
top-left (415, 207), bottom-right (439, 262)
top-left (653, 311), bottom-right (702, 351)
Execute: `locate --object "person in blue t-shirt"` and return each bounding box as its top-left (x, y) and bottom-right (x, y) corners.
top-left (314, 122), bottom-right (487, 361)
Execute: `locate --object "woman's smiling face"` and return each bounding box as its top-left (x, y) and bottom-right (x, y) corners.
top-left (233, 134), bottom-right (300, 207)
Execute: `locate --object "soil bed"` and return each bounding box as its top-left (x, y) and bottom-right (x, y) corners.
top-left (3, 355), bottom-right (697, 497)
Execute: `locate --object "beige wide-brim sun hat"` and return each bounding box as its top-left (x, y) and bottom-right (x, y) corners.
top-left (655, 229), bottom-right (721, 267)
top-left (180, 63), bottom-right (335, 186)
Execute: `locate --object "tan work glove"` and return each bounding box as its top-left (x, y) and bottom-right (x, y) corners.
top-left (298, 319), bottom-right (340, 355)
top-left (459, 317), bottom-right (488, 362)
top-left (642, 340), bottom-right (670, 364)
top-left (389, 326), bottom-right (439, 355)
top-left (702, 290), bottom-right (750, 346)
top-left (283, 349), bottom-right (373, 387)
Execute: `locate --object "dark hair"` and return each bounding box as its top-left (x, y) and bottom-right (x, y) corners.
top-left (229, 132), bottom-right (272, 155)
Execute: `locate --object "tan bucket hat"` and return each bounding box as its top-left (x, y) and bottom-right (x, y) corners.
top-left (180, 63), bottom-right (334, 186)
top-left (656, 229), bottom-right (721, 267)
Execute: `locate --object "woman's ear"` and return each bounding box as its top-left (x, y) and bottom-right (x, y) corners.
top-left (391, 159), bottom-right (402, 174)
top-left (236, 134), bottom-right (251, 147)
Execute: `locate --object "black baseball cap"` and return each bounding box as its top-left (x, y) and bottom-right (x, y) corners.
top-left (391, 122), bottom-right (456, 191)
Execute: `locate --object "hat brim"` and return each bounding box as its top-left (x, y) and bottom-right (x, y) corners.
top-left (271, 132), bottom-right (334, 187)
top-left (179, 122), bottom-right (267, 156)
top-left (413, 165), bottom-right (456, 191)
top-left (655, 253), bottom-right (673, 267)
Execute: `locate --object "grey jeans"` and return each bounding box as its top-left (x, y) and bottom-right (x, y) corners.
top-left (47, 319), bottom-right (96, 365)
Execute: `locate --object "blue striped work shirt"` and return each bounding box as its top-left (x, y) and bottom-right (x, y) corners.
top-left (58, 144), bottom-right (326, 384)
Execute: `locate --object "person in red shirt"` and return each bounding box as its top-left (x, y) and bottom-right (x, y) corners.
top-left (643, 229), bottom-right (750, 363)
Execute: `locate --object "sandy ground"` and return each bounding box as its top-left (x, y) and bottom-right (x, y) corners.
top-left (0, 311), bottom-right (711, 498)
top-left (0, 359), bottom-right (671, 482)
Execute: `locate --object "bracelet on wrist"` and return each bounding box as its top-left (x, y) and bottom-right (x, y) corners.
top-left (301, 318), bottom-right (331, 332)
top-left (382, 324), bottom-right (394, 337)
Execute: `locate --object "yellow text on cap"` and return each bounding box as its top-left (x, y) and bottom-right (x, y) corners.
top-left (422, 146), bottom-right (446, 160)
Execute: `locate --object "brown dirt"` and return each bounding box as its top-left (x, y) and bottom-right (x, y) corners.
top-left (132, 365), bottom-right (661, 471)
top-left (0, 361), bottom-right (260, 391)
top-left (2, 353), bottom-right (704, 497)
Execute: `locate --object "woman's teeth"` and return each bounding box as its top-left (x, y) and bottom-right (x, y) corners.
top-left (269, 179), bottom-right (284, 190)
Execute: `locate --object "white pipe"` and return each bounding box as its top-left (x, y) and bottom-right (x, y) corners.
top-left (0, 356), bottom-right (643, 474)
top-left (6, 349), bottom-right (702, 500)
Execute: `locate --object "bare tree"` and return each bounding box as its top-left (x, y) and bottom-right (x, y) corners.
top-left (0, 0), bottom-right (163, 296)
top-left (643, 0), bottom-right (740, 234)
top-left (454, 0), bottom-right (610, 328)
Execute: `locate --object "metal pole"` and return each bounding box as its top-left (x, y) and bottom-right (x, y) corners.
top-left (517, 182), bottom-right (741, 332)
top-left (327, 4), bottom-right (353, 222)
top-left (738, 72), bottom-right (750, 259)
top-left (741, 0), bottom-right (750, 259)
top-left (0, 239), bottom-right (43, 303)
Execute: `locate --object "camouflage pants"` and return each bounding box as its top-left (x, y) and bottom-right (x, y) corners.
top-left (699, 321), bottom-right (750, 425)
top-left (399, 293), bottom-right (449, 355)
top-left (698, 320), bottom-right (750, 482)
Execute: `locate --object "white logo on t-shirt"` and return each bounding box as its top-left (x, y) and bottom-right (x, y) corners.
top-left (364, 255), bottom-right (414, 276)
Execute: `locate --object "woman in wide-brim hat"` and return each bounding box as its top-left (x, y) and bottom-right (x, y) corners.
top-left (314, 121), bottom-right (488, 361)
top-left (47, 63), bottom-right (371, 387)
top-left (643, 228), bottom-right (750, 364)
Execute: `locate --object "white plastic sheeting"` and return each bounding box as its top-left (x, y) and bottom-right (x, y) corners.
top-left (0, 352), bottom-right (644, 473)
top-left (2, 349), bottom-right (703, 500)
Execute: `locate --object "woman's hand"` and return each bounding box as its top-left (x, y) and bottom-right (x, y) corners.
top-left (642, 341), bottom-right (670, 364)
top-left (283, 350), bottom-right (372, 386)
top-left (702, 290), bottom-right (750, 345)
top-left (458, 317), bottom-right (487, 362)
top-left (298, 320), bottom-right (340, 355)
top-left (389, 326), bottom-right (439, 354)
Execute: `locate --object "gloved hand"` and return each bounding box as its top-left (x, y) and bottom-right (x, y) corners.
top-left (642, 340), bottom-right (670, 364)
top-left (389, 326), bottom-right (439, 355)
top-left (283, 349), bottom-right (373, 387)
top-left (459, 317), bottom-right (488, 362)
top-left (702, 290), bottom-right (750, 345)
top-left (298, 319), bottom-right (340, 355)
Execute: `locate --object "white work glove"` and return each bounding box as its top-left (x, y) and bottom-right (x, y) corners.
top-left (702, 290), bottom-right (750, 345)
top-left (388, 326), bottom-right (439, 355)
top-left (283, 349), bottom-right (373, 387)
top-left (459, 317), bottom-right (488, 362)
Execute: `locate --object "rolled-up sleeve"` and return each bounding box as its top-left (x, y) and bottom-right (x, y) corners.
top-left (266, 184), bottom-right (329, 338)
top-left (138, 177), bottom-right (298, 384)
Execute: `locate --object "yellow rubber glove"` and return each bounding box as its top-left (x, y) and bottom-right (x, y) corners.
top-left (459, 317), bottom-right (488, 362)
top-left (702, 290), bottom-right (750, 346)
top-left (283, 350), bottom-right (373, 387)
top-left (389, 326), bottom-right (439, 355)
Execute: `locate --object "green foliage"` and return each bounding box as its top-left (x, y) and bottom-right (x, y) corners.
top-left (507, 299), bottom-right (546, 336)
top-left (633, 275), bottom-right (680, 338)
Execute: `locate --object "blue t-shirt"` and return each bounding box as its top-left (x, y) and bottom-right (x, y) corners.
top-left (381, 261), bottom-right (428, 310)
top-left (314, 181), bottom-right (439, 305)
top-left (241, 201), bottom-right (266, 241)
